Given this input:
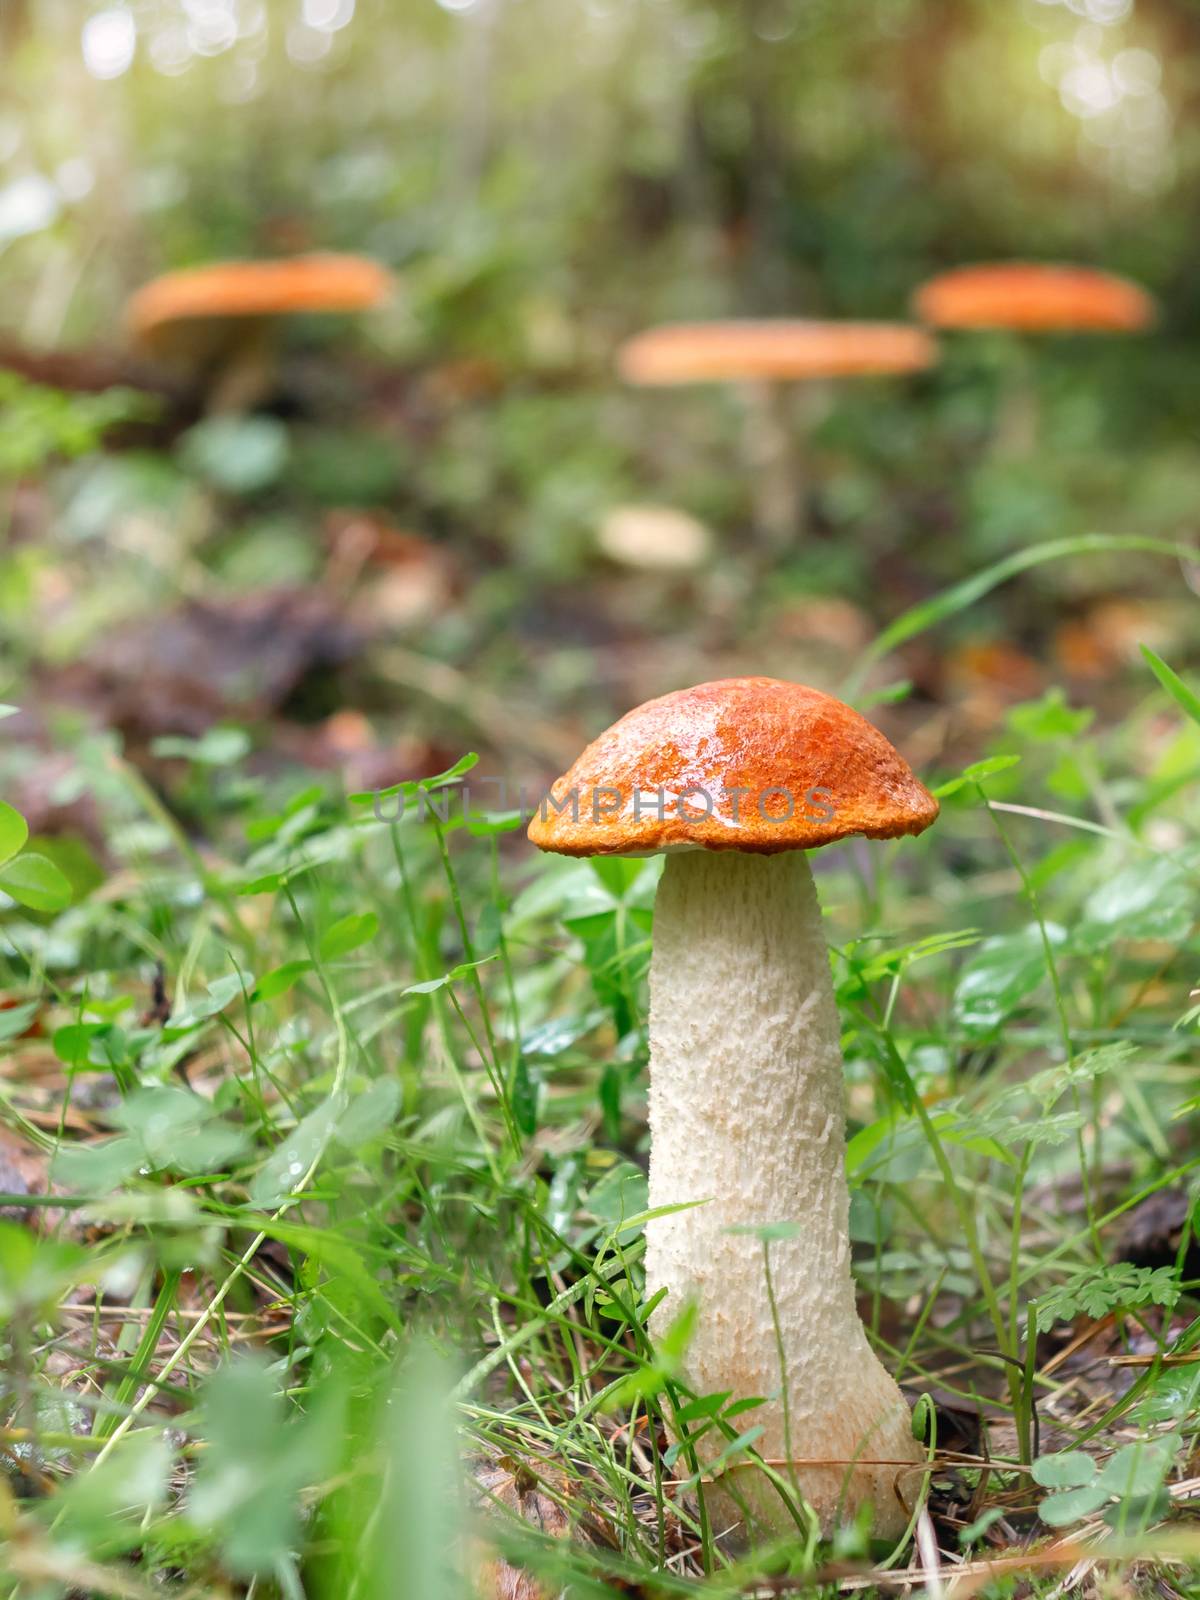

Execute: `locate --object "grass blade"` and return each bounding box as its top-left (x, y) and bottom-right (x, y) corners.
top-left (845, 535), bottom-right (1199, 696)
top-left (1142, 644), bottom-right (1200, 729)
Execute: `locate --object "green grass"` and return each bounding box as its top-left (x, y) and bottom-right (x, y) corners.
top-left (0, 635), bottom-right (1198, 1599)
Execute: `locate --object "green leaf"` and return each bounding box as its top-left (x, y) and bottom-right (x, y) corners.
top-left (237, 871), bottom-right (287, 895)
top-left (0, 851), bottom-right (72, 912)
top-left (63, 450), bottom-right (183, 539)
top-left (1103, 1487), bottom-right (1171, 1534)
top-left (52, 1022), bottom-right (126, 1071)
top-left (671, 1392), bottom-right (733, 1426)
top-left (847, 1109), bottom-right (1013, 1180)
top-left (52, 1136), bottom-right (143, 1193)
top-left (1008, 689), bottom-right (1094, 743)
top-left (855, 927), bottom-right (982, 983)
top-left (318, 911), bottom-right (380, 962)
top-left (166, 971), bottom-right (254, 1032)
top-left (53, 1431), bottom-right (171, 1553)
top-left (400, 954), bottom-right (497, 996)
top-left (1143, 645), bottom-right (1200, 729)
top-left (1132, 1366), bottom-right (1200, 1426)
top-left (0, 801), bottom-right (29, 870)
top-left (0, 1221), bottom-right (90, 1318)
top-left (1034, 1263), bottom-right (1180, 1332)
top-left (151, 726), bottom-right (251, 766)
top-left (520, 1009), bottom-right (607, 1059)
top-left (682, 1425), bottom-right (765, 1490)
top-left (113, 1086), bottom-right (250, 1176)
top-left (1077, 857), bottom-right (1195, 950)
top-left (590, 856), bottom-right (648, 896)
top-left (255, 960), bottom-right (313, 1001)
top-left (653, 1300), bottom-right (697, 1367)
top-left (190, 1358), bottom-right (341, 1577)
top-left (422, 750), bottom-right (480, 788)
top-left (209, 972), bottom-right (251, 1009)
top-left (250, 1098), bottom-right (342, 1207)
top-left (0, 1001), bottom-right (39, 1041)
top-left (511, 1050), bottom-right (539, 1136)
top-left (465, 809), bottom-right (525, 838)
top-left (24, 833), bottom-right (103, 902)
top-left (1032, 1451), bottom-right (1096, 1490)
top-left (1096, 1439), bottom-right (1178, 1500)
top-left (179, 414), bottom-right (290, 495)
top-left (971, 1108), bottom-right (1083, 1153)
top-left (858, 679), bottom-right (913, 709)
top-left (723, 1395), bottom-right (768, 1419)
top-left (934, 754), bottom-right (1021, 799)
top-left (52, 1022), bottom-right (99, 1067)
top-left (350, 751), bottom-right (480, 807)
top-left (952, 922), bottom-right (1067, 1037)
top-left (1038, 1483), bottom-right (1110, 1527)
top-left (335, 1079), bottom-right (401, 1149)
top-left (54, 1088), bottom-right (250, 1190)
top-left (237, 1215), bottom-right (399, 1329)
top-left (957, 1506), bottom-right (1007, 1547)
top-left (1034, 1438), bottom-right (1180, 1530)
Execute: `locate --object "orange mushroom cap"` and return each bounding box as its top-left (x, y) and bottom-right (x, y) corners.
top-left (527, 677), bottom-right (939, 857)
top-left (912, 262), bottom-right (1156, 334)
top-left (126, 253), bottom-right (394, 342)
top-left (616, 320), bottom-right (938, 386)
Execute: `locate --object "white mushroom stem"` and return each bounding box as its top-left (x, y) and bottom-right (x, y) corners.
top-left (646, 849), bottom-right (922, 1538)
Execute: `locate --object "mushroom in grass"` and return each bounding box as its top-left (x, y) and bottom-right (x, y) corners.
top-left (912, 261), bottom-right (1156, 454)
top-left (528, 678), bottom-right (938, 1539)
top-left (616, 321), bottom-right (938, 548)
top-left (126, 253), bottom-right (395, 413)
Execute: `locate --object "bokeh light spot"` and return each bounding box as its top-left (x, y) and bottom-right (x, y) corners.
top-left (81, 8), bottom-right (137, 79)
top-left (0, 174), bottom-right (60, 241)
top-left (303, 0), bottom-right (356, 31)
top-left (56, 158), bottom-right (96, 202)
top-left (1113, 47), bottom-right (1161, 94)
top-left (286, 21), bottom-right (334, 62)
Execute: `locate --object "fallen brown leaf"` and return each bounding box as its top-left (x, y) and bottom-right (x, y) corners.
top-left (470, 1457), bottom-right (572, 1600)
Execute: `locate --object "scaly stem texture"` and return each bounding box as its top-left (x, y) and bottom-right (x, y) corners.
top-left (646, 850), bottom-right (920, 1536)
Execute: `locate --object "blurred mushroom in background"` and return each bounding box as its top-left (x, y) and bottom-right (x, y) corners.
top-left (617, 319), bottom-right (938, 548)
top-left (913, 261), bottom-right (1156, 455)
top-left (126, 253), bottom-right (395, 414)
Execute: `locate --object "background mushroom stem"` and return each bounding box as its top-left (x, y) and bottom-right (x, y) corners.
top-left (202, 319), bottom-right (277, 416)
top-left (992, 339), bottom-right (1039, 460)
top-left (645, 849), bottom-right (922, 1537)
top-left (740, 378), bottom-right (804, 547)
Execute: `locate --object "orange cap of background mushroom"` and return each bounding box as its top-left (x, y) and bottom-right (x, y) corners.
top-left (126, 253), bottom-right (394, 343)
top-left (527, 677), bottom-right (938, 857)
top-left (912, 263), bottom-right (1156, 334)
top-left (616, 320), bottom-right (938, 386)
